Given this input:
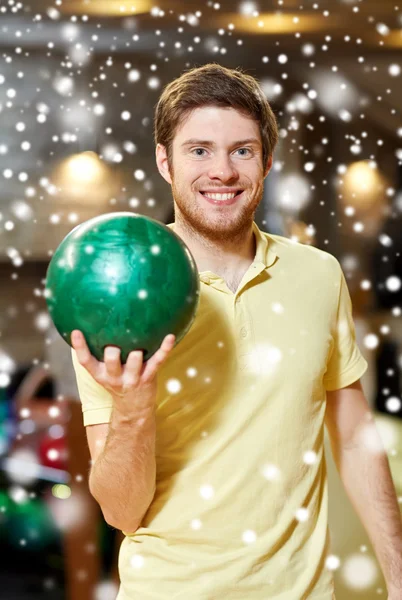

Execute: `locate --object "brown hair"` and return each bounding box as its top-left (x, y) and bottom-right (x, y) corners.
top-left (154, 62), bottom-right (279, 171)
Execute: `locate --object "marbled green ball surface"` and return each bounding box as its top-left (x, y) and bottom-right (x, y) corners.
top-left (45, 212), bottom-right (200, 363)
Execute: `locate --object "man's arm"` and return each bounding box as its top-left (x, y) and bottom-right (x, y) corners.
top-left (325, 379), bottom-right (402, 596)
top-left (88, 407), bottom-right (157, 533)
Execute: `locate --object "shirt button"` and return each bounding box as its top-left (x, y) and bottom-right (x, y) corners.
top-left (240, 327), bottom-right (247, 338)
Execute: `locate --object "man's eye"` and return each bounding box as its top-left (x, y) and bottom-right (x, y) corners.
top-left (190, 147), bottom-right (251, 157)
top-left (191, 148), bottom-right (206, 156)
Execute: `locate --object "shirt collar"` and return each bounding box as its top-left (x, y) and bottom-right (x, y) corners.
top-left (165, 221), bottom-right (278, 275)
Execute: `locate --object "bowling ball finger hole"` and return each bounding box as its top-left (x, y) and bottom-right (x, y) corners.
top-left (102, 345), bottom-right (148, 356)
top-left (130, 348), bottom-right (147, 355)
top-left (102, 344), bottom-right (121, 352)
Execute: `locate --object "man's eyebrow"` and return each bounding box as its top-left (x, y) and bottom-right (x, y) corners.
top-left (181, 138), bottom-right (260, 148)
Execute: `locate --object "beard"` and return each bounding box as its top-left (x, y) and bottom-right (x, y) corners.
top-left (170, 173), bottom-right (265, 244)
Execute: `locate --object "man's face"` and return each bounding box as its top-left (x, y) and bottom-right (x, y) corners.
top-left (156, 106), bottom-right (272, 242)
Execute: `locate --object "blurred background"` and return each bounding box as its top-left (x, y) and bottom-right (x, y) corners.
top-left (0, 0), bottom-right (401, 598)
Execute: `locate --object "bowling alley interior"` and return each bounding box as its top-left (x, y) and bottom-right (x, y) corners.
top-left (0, 0), bottom-right (401, 599)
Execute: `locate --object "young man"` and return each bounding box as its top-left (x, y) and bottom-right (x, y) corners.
top-left (71, 64), bottom-right (402, 599)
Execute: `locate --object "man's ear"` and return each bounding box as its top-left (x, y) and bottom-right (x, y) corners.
top-left (263, 154), bottom-right (273, 179)
top-left (156, 143), bottom-right (172, 185)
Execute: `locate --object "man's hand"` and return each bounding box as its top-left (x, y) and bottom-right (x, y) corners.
top-left (71, 329), bottom-right (176, 417)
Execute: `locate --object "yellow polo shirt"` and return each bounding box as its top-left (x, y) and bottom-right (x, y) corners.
top-left (71, 221), bottom-right (368, 599)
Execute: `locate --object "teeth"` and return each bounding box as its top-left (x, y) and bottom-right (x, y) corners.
top-left (203, 192), bottom-right (237, 201)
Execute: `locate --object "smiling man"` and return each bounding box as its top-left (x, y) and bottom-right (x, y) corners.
top-left (71, 63), bottom-right (402, 599)
top-left (157, 104), bottom-right (269, 294)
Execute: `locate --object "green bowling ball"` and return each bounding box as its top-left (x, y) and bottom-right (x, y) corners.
top-left (7, 497), bottom-right (59, 550)
top-left (45, 212), bottom-right (200, 364)
top-left (0, 490), bottom-right (12, 537)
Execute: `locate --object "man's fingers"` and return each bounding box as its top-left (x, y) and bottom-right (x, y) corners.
top-left (104, 346), bottom-right (123, 378)
top-left (72, 330), bottom-right (175, 387)
top-left (141, 334), bottom-right (175, 382)
top-left (124, 350), bottom-right (144, 380)
top-left (71, 330), bottom-right (100, 378)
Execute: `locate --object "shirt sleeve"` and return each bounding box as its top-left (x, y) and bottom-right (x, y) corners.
top-left (323, 261), bottom-right (368, 392)
top-left (70, 347), bottom-right (114, 426)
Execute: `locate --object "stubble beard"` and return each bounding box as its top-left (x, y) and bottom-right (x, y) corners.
top-left (170, 170), bottom-right (265, 244)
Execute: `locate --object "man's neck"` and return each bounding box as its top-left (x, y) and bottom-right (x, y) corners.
top-left (171, 220), bottom-right (257, 276)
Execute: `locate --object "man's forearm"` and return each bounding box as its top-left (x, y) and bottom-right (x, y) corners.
top-left (89, 407), bottom-right (157, 532)
top-left (332, 429), bottom-right (402, 592)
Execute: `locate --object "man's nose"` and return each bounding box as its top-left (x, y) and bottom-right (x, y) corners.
top-left (207, 154), bottom-right (239, 181)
